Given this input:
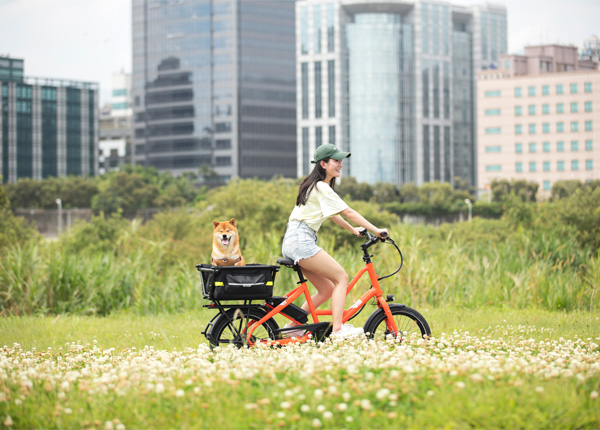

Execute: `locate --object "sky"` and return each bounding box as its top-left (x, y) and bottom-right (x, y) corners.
top-left (0, 0), bottom-right (598, 106)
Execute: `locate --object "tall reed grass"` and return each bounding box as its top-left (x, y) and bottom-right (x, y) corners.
top-left (1, 208), bottom-right (598, 316)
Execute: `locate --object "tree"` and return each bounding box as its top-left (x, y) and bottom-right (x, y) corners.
top-left (336, 177), bottom-right (373, 202)
top-left (92, 171), bottom-right (160, 217)
top-left (0, 181), bottom-right (39, 250)
top-left (491, 179), bottom-right (538, 203)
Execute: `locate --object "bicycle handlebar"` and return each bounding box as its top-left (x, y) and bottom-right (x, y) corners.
top-left (358, 228), bottom-right (403, 280)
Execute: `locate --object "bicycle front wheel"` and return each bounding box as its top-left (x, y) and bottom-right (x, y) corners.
top-left (208, 307), bottom-right (279, 348)
top-left (364, 304), bottom-right (431, 341)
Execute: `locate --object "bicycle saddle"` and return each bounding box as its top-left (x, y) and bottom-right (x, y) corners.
top-left (276, 258), bottom-right (297, 268)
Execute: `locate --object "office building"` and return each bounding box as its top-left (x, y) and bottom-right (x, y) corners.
top-left (99, 71), bottom-right (133, 174)
top-left (477, 45), bottom-right (599, 196)
top-left (296, 0), bottom-right (507, 187)
top-left (0, 56), bottom-right (98, 184)
top-left (131, 0), bottom-right (296, 180)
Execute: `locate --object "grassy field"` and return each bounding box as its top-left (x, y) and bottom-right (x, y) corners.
top-left (1, 308), bottom-right (599, 429)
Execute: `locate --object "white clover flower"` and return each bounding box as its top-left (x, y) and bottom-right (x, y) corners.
top-left (316, 404), bottom-right (326, 413)
top-left (535, 386), bottom-right (544, 393)
top-left (312, 418), bottom-right (322, 428)
top-left (314, 389), bottom-right (324, 399)
top-left (280, 401), bottom-right (291, 410)
top-left (427, 390), bottom-right (435, 396)
top-left (116, 424), bottom-right (126, 430)
top-left (245, 403), bottom-right (258, 410)
top-left (175, 389), bottom-right (185, 398)
top-left (284, 389), bottom-right (293, 398)
top-left (104, 421), bottom-right (114, 430)
top-left (336, 403), bottom-right (348, 412)
top-left (591, 391), bottom-right (599, 400)
top-left (276, 412), bottom-right (286, 419)
top-left (4, 416), bottom-right (13, 427)
top-left (155, 383), bottom-right (165, 394)
top-left (455, 381), bottom-right (466, 389)
top-left (376, 388), bottom-right (390, 400)
top-left (346, 416), bottom-right (354, 423)
top-left (360, 399), bottom-right (372, 410)
top-left (300, 404), bottom-right (310, 413)
top-left (342, 392), bottom-right (351, 402)
top-left (323, 411), bottom-right (333, 420)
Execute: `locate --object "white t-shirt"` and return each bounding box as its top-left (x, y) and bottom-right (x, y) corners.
top-left (289, 181), bottom-right (349, 232)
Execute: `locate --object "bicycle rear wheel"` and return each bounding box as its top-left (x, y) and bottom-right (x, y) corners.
top-left (364, 304), bottom-right (431, 341)
top-left (208, 307), bottom-right (279, 348)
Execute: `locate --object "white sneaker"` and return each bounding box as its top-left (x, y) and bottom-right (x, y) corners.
top-left (330, 324), bottom-right (364, 339)
top-left (283, 324), bottom-right (305, 338)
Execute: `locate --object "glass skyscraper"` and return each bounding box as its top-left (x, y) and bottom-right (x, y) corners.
top-left (297, 0), bottom-right (507, 187)
top-left (132, 0), bottom-right (296, 180)
top-left (0, 57), bottom-right (98, 184)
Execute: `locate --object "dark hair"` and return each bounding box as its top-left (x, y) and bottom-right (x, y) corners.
top-left (296, 158), bottom-right (336, 206)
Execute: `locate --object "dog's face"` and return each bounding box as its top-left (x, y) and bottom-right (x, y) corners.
top-left (212, 218), bottom-right (238, 247)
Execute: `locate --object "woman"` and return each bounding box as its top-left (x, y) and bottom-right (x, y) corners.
top-left (282, 144), bottom-right (388, 338)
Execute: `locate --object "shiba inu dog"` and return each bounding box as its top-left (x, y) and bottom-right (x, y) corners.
top-left (211, 218), bottom-right (245, 266)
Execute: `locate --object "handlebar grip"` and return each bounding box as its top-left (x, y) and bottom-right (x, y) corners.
top-left (359, 228), bottom-right (368, 237)
top-left (380, 231), bottom-right (389, 239)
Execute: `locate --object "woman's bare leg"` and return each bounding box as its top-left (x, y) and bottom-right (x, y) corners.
top-left (297, 250), bottom-right (348, 332)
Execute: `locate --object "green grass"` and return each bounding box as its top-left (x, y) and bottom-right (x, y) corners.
top-left (1, 308), bottom-right (599, 429)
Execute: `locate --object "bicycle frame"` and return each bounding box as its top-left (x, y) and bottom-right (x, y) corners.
top-left (245, 254), bottom-right (399, 346)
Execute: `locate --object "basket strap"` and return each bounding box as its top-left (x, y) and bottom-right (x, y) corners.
top-left (212, 256), bottom-right (242, 266)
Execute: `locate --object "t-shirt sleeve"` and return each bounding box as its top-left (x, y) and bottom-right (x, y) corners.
top-left (316, 182), bottom-right (349, 218)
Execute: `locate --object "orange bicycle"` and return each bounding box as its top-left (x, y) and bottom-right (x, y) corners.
top-left (198, 229), bottom-right (430, 348)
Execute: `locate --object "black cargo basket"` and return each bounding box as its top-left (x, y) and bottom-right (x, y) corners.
top-left (196, 264), bottom-right (279, 300)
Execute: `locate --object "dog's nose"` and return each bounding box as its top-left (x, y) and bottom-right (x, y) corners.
top-left (222, 234), bottom-right (228, 238)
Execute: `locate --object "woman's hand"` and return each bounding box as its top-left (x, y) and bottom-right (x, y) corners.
top-left (375, 228), bottom-right (388, 239)
top-left (352, 226), bottom-right (363, 237)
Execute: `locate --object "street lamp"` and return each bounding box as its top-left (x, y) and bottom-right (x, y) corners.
top-left (56, 198), bottom-right (62, 236)
top-left (464, 198), bottom-right (472, 222)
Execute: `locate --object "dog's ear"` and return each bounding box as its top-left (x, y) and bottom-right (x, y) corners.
top-left (213, 221), bottom-right (220, 229)
top-left (229, 218), bottom-right (236, 227)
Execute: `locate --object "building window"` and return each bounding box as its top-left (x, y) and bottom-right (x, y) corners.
top-left (515, 162), bottom-right (522, 172)
top-left (542, 104), bottom-right (550, 114)
top-left (557, 160), bottom-right (565, 171)
top-left (571, 160), bottom-right (579, 171)
top-left (515, 106), bottom-right (522, 116)
top-left (313, 5), bottom-right (322, 54)
top-left (314, 62), bottom-right (322, 118)
top-left (584, 82), bottom-right (592, 93)
top-left (571, 121), bottom-right (578, 132)
top-left (328, 125), bottom-right (335, 146)
top-left (585, 140), bottom-right (593, 151)
top-left (302, 127), bottom-right (309, 175)
top-left (485, 108), bottom-right (501, 115)
top-left (528, 123), bottom-right (536, 134)
top-left (542, 85), bottom-right (549, 96)
top-left (328, 60), bottom-right (335, 117)
top-left (586, 159), bottom-right (594, 170)
top-left (485, 90), bottom-right (501, 97)
top-left (570, 83), bottom-right (578, 94)
top-left (528, 86), bottom-right (535, 96)
top-left (300, 6), bottom-right (309, 54)
top-left (486, 165), bottom-right (502, 172)
top-left (514, 87), bottom-right (522, 97)
top-left (515, 125), bottom-right (522, 135)
top-left (543, 180), bottom-right (551, 191)
top-left (529, 161), bottom-right (536, 172)
top-left (585, 121), bottom-right (593, 131)
top-left (215, 156), bottom-right (231, 166)
top-left (557, 141), bottom-right (565, 152)
top-left (570, 102), bottom-right (578, 113)
top-left (326, 3), bottom-right (335, 53)
top-left (485, 146), bottom-right (502, 153)
top-left (528, 105), bottom-right (536, 115)
top-left (543, 142), bottom-right (550, 152)
top-left (315, 126), bottom-right (322, 147)
top-left (557, 122), bottom-right (564, 133)
top-left (543, 161), bottom-right (550, 172)
top-left (529, 142), bottom-right (536, 153)
top-left (570, 140), bottom-right (579, 151)
top-left (556, 103), bottom-right (564, 114)
top-left (515, 143), bottom-right (522, 153)
top-left (301, 63), bottom-right (308, 119)
top-left (556, 84), bottom-right (563, 95)
top-left (485, 127), bottom-right (501, 134)
top-left (585, 101), bottom-right (592, 112)
top-left (542, 123), bottom-right (550, 134)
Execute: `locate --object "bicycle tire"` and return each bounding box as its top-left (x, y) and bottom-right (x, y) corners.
top-left (363, 304), bottom-right (431, 341)
top-left (208, 307), bottom-right (279, 348)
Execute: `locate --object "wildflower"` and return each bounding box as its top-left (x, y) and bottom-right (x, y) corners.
top-left (323, 411), bottom-right (333, 420)
top-left (376, 388), bottom-right (390, 400)
top-left (591, 391), bottom-right (599, 400)
top-left (455, 382), bottom-right (466, 389)
top-left (104, 421), bottom-right (114, 430)
top-left (245, 403), bottom-right (258, 410)
top-left (535, 386), bottom-right (544, 393)
top-left (280, 401), bottom-right (291, 410)
top-left (316, 404), bottom-right (326, 413)
top-left (360, 399), bottom-right (372, 410)
top-left (300, 404), bottom-right (310, 413)
top-left (346, 416), bottom-right (354, 423)
top-left (276, 412), bottom-right (285, 419)
top-left (312, 418), bottom-right (322, 428)
top-left (175, 389), bottom-right (185, 398)
top-left (314, 389), bottom-right (324, 399)
top-left (4, 416), bottom-right (13, 427)
top-left (336, 403), bottom-right (348, 412)
top-left (155, 383), bottom-right (165, 394)
top-left (342, 392), bottom-right (351, 402)
top-left (116, 425), bottom-right (126, 430)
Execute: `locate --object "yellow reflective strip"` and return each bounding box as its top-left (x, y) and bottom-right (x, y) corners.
top-left (215, 282), bottom-right (224, 286)
top-left (266, 281), bottom-right (273, 286)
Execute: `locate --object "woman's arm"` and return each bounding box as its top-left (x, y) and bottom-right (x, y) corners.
top-left (331, 214), bottom-right (361, 236)
top-left (339, 207), bottom-right (387, 237)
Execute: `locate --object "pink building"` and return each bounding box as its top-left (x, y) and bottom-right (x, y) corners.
top-left (477, 45), bottom-right (599, 197)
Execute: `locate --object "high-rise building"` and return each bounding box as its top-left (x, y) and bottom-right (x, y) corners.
top-left (477, 45), bottom-right (599, 196)
top-left (99, 71), bottom-right (133, 174)
top-left (0, 56), bottom-right (98, 184)
top-left (131, 0), bottom-right (297, 180)
top-left (296, 0), bottom-right (507, 187)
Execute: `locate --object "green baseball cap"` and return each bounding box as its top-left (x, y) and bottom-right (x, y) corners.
top-left (311, 143), bottom-right (351, 164)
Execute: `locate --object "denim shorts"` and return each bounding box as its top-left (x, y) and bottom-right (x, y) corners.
top-left (281, 221), bottom-right (322, 264)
